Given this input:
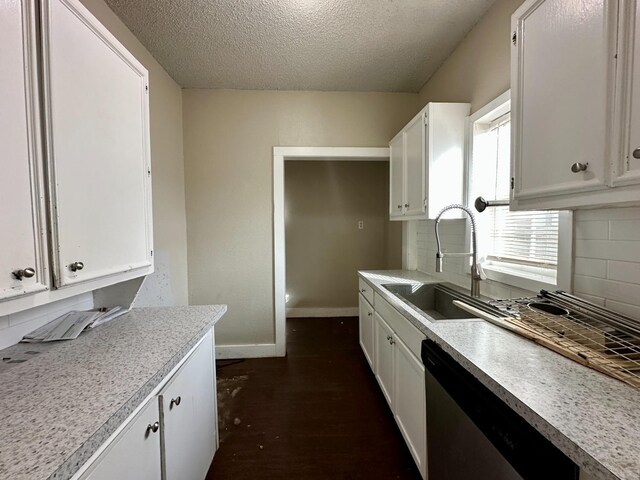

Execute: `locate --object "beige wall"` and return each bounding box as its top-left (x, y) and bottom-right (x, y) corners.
top-left (183, 90), bottom-right (418, 345)
top-left (285, 161), bottom-right (401, 310)
top-left (418, 0), bottom-right (525, 113)
top-left (79, 0), bottom-right (189, 306)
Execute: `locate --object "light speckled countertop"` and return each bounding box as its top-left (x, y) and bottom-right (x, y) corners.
top-left (0, 305), bottom-right (226, 480)
top-left (360, 270), bottom-right (640, 480)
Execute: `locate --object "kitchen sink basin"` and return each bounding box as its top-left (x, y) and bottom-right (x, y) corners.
top-left (382, 282), bottom-right (498, 321)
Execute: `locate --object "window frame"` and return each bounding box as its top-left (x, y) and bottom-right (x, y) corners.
top-left (464, 91), bottom-right (573, 293)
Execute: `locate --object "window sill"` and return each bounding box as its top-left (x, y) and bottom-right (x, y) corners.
top-left (483, 264), bottom-right (557, 293)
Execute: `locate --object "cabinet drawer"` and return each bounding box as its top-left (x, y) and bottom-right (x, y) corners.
top-left (358, 278), bottom-right (374, 305)
top-left (374, 292), bottom-right (425, 359)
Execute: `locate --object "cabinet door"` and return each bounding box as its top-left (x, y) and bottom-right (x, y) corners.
top-left (389, 133), bottom-right (405, 218)
top-left (404, 113), bottom-right (426, 217)
top-left (41, 0), bottom-right (152, 287)
top-left (511, 0), bottom-right (616, 201)
top-left (80, 399), bottom-right (161, 480)
top-left (358, 293), bottom-right (374, 369)
top-left (160, 332), bottom-right (216, 480)
top-left (0, 0), bottom-right (48, 301)
top-left (374, 313), bottom-right (395, 408)
top-left (615, 1), bottom-right (640, 187)
top-left (393, 334), bottom-right (427, 479)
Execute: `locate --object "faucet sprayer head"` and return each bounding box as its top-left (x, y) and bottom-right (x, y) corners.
top-left (435, 252), bottom-right (444, 273)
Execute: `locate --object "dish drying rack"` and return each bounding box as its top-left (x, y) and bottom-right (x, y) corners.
top-left (458, 291), bottom-right (640, 388)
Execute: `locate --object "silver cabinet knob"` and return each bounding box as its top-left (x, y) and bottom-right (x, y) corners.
top-left (633, 147), bottom-right (640, 159)
top-left (570, 162), bottom-right (588, 173)
top-left (367, 312), bottom-right (372, 317)
top-left (397, 204), bottom-right (402, 209)
top-left (389, 338), bottom-right (395, 345)
top-left (404, 203), bottom-right (410, 208)
top-left (170, 396), bottom-right (182, 409)
top-left (69, 261), bottom-right (84, 272)
top-left (360, 288), bottom-right (366, 293)
top-left (146, 421), bottom-right (159, 435)
top-left (12, 268), bottom-right (35, 280)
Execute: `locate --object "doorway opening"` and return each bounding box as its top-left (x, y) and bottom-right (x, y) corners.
top-left (273, 147), bottom-right (398, 356)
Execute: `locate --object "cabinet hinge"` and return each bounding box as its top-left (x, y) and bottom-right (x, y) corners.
top-left (424, 115), bottom-right (429, 126)
top-left (147, 168), bottom-right (151, 177)
top-left (511, 177), bottom-right (515, 189)
top-left (512, 31), bottom-right (517, 46)
top-left (151, 250), bottom-right (153, 257)
top-left (145, 84), bottom-right (149, 92)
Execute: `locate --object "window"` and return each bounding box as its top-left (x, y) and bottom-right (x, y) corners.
top-left (467, 92), bottom-right (565, 290)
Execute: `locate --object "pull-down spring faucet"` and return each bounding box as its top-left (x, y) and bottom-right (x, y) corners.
top-left (434, 204), bottom-right (483, 298)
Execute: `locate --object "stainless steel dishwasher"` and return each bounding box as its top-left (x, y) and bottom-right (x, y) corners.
top-left (421, 339), bottom-right (579, 480)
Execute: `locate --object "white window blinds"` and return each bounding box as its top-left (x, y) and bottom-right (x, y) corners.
top-left (485, 207), bottom-right (559, 267)
top-left (469, 111), bottom-right (559, 273)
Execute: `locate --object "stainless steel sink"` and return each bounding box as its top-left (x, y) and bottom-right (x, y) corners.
top-left (382, 282), bottom-right (499, 321)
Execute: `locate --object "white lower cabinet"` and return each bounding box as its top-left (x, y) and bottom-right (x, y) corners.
top-left (374, 313), bottom-right (396, 408)
top-left (393, 333), bottom-right (427, 478)
top-left (358, 281), bottom-right (427, 479)
top-left (160, 331), bottom-right (217, 480)
top-left (76, 330), bottom-right (217, 480)
top-left (358, 293), bottom-right (374, 368)
top-left (81, 399), bottom-right (161, 480)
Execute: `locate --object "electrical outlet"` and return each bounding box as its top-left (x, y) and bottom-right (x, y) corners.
top-left (357, 220), bottom-right (364, 230)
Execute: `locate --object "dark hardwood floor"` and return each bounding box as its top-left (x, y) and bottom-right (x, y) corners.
top-left (207, 317), bottom-right (422, 480)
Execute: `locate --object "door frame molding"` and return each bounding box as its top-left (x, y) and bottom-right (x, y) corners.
top-left (272, 147), bottom-right (389, 356)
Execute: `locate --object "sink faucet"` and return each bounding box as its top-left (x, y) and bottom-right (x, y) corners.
top-left (434, 204), bottom-right (483, 298)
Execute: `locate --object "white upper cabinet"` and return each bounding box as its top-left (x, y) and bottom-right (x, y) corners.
top-left (615, 0), bottom-right (640, 187)
top-left (1, 0), bottom-right (153, 319)
top-left (404, 114), bottom-right (426, 217)
top-left (41, 0), bottom-right (153, 287)
top-left (0, 0), bottom-right (48, 302)
top-left (389, 103), bottom-right (469, 220)
top-left (389, 133), bottom-right (405, 218)
top-left (511, 0), bottom-right (640, 210)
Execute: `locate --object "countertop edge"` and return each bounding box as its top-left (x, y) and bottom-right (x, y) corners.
top-left (49, 305), bottom-right (227, 480)
top-left (358, 271), bottom-right (616, 480)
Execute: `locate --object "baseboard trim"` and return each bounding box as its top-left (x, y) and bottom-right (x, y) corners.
top-left (215, 343), bottom-right (278, 359)
top-left (286, 307), bottom-right (358, 318)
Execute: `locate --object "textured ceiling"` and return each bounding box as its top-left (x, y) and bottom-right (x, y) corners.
top-left (105, 0), bottom-right (497, 92)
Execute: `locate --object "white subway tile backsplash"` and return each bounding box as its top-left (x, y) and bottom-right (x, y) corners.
top-left (574, 239), bottom-right (640, 262)
top-left (573, 292), bottom-right (606, 306)
top-left (509, 287), bottom-right (537, 299)
top-left (607, 260), bottom-right (640, 285)
top-left (604, 299), bottom-right (640, 319)
top-left (480, 281), bottom-right (511, 299)
top-left (0, 293), bottom-right (94, 350)
top-left (574, 206), bottom-right (640, 222)
top-left (609, 219), bottom-right (640, 241)
top-left (574, 221), bottom-right (609, 240)
top-left (572, 206), bottom-right (640, 318)
top-left (574, 257), bottom-right (607, 278)
top-left (574, 275), bottom-right (640, 306)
